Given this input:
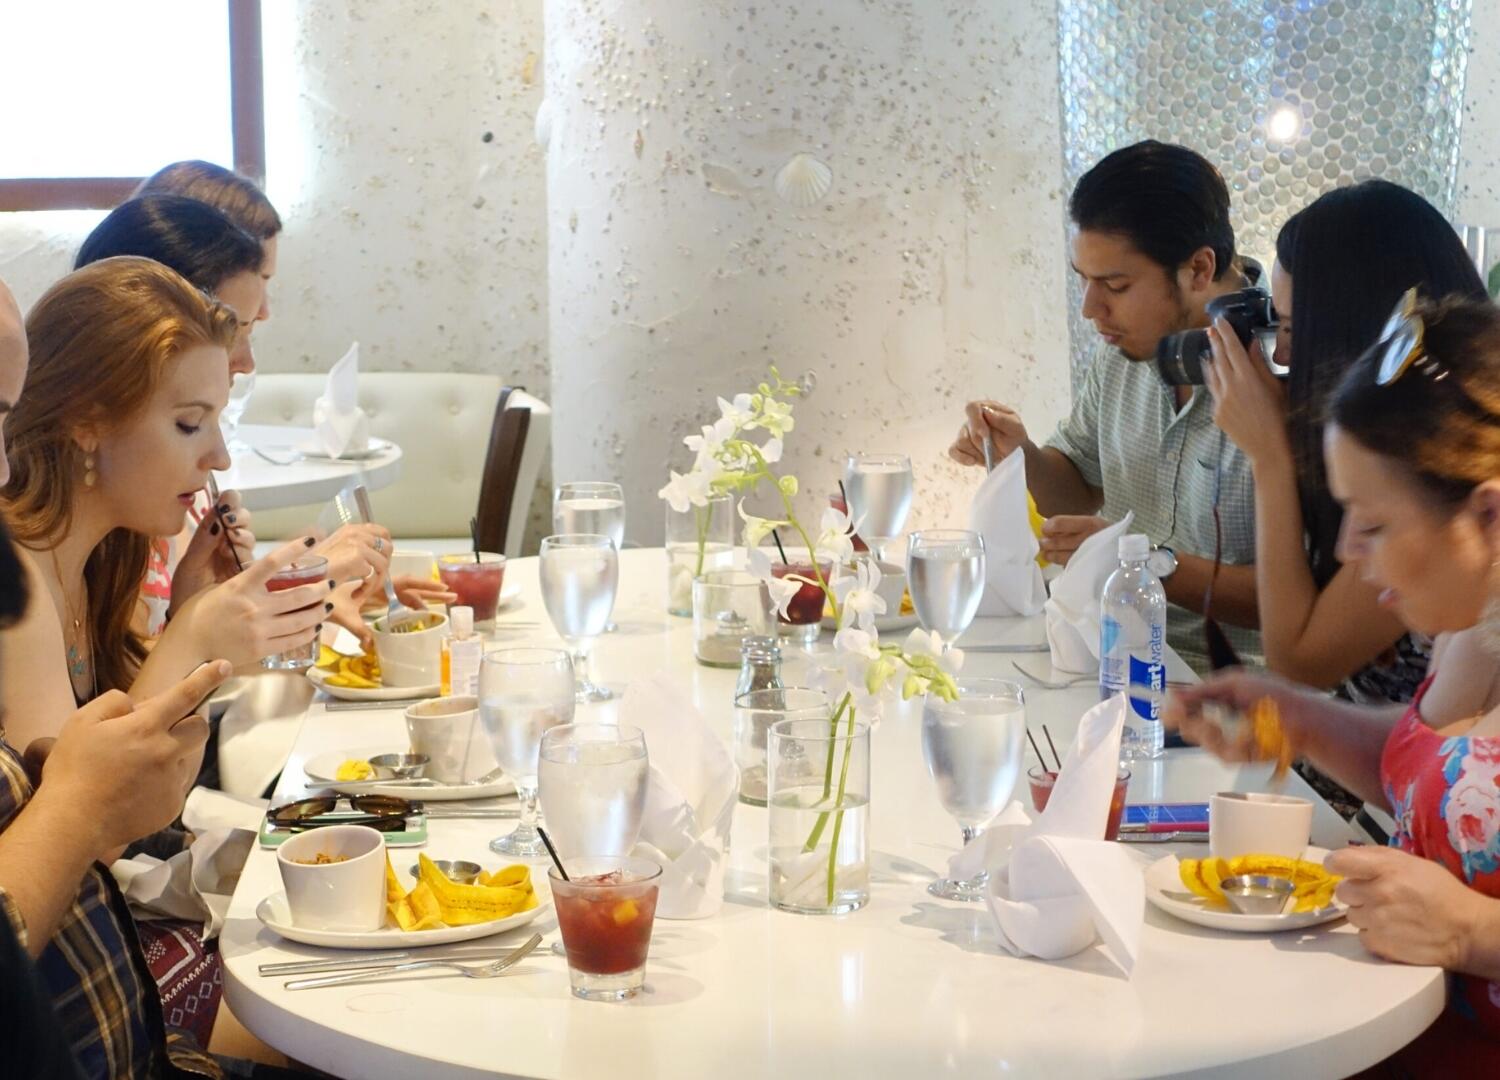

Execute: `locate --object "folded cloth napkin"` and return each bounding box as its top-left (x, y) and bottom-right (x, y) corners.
top-left (111, 788), bottom-right (265, 940)
top-left (948, 695), bottom-right (1143, 973)
top-left (312, 341), bottom-right (370, 458)
top-left (971, 450), bottom-right (1046, 617)
top-left (1043, 512), bottom-right (1134, 673)
top-left (619, 674), bottom-right (738, 919)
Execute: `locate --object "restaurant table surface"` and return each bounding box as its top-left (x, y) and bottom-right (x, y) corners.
top-left (221, 424), bottom-right (403, 512)
top-left (221, 548), bottom-right (1444, 1080)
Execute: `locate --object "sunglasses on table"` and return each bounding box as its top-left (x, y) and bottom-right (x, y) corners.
top-left (267, 794), bottom-right (419, 832)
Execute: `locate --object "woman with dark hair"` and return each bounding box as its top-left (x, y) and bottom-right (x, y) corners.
top-left (1172, 294), bottom-right (1500, 1072)
top-left (1205, 179), bottom-right (1488, 703)
top-left (76, 194), bottom-right (263, 380)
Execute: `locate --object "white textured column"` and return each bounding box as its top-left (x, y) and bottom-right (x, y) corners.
top-left (544, 0), bottom-right (1070, 544)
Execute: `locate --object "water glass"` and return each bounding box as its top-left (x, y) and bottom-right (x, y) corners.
top-left (538, 723), bottom-right (649, 860)
top-left (220, 370), bottom-right (256, 452)
top-left (733, 687), bottom-right (829, 806)
top-left (539, 534), bottom-right (618, 702)
top-left (664, 493), bottom-right (734, 616)
top-left (921, 679), bottom-right (1026, 901)
top-left (842, 452), bottom-right (913, 562)
top-left (553, 482), bottom-right (626, 550)
top-left (906, 529), bottom-right (986, 650)
top-left (692, 570), bottom-right (776, 668)
top-left (768, 716), bottom-right (871, 915)
top-left (478, 647), bottom-right (576, 857)
top-left (261, 556), bottom-right (328, 670)
top-left (550, 856), bottom-right (661, 1001)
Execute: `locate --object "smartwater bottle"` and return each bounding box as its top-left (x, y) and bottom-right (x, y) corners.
top-left (1100, 533), bottom-right (1167, 759)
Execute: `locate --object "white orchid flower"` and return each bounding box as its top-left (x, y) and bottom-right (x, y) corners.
top-left (737, 500), bottom-right (788, 548)
top-left (814, 505), bottom-right (858, 565)
top-left (902, 626), bottom-right (964, 673)
top-left (755, 396), bottom-right (796, 438)
top-left (833, 557), bottom-right (886, 630)
top-left (717, 393), bottom-right (755, 429)
top-left (746, 545), bottom-right (810, 619)
top-left (759, 436), bottom-right (784, 466)
top-left (658, 468), bottom-right (713, 512)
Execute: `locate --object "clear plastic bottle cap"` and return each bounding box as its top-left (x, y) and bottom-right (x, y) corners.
top-left (1118, 534), bottom-right (1150, 561)
top-left (451, 606), bottom-right (474, 638)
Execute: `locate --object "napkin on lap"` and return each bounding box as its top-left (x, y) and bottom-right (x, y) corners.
top-left (620, 674), bottom-right (738, 919)
top-left (971, 450), bottom-right (1046, 616)
top-left (312, 341), bottom-right (371, 458)
top-left (1042, 512), bottom-right (1133, 673)
top-left (947, 695), bottom-right (1143, 973)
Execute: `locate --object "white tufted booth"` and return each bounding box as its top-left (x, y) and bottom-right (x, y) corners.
top-left (240, 373), bottom-right (550, 556)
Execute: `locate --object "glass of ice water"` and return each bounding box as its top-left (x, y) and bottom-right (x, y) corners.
top-left (539, 534), bottom-right (619, 702)
top-left (478, 647), bottom-right (576, 858)
top-left (921, 678), bottom-right (1026, 901)
top-left (555, 482), bottom-right (625, 631)
top-left (906, 529), bottom-right (986, 651)
top-left (538, 723), bottom-right (649, 860)
top-left (842, 453), bottom-right (913, 563)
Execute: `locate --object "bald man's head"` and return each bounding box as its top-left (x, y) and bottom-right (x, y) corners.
top-left (0, 279), bottom-right (28, 484)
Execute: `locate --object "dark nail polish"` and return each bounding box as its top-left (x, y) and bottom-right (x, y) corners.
top-left (225, 513), bottom-right (237, 524)
top-left (208, 522), bottom-right (220, 536)
top-left (217, 503), bottom-right (230, 515)
top-left (315, 623), bottom-right (323, 633)
top-left (328, 580), bottom-right (337, 590)
top-left (303, 537), bottom-right (316, 547)
top-left (324, 602), bottom-right (333, 612)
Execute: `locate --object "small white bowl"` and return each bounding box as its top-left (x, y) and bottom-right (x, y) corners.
top-left (372, 610), bottom-right (449, 688)
top-left (874, 560), bottom-right (906, 617)
top-left (1209, 791), bottom-right (1313, 860)
top-left (404, 695), bottom-right (498, 784)
top-left (275, 824), bottom-right (387, 932)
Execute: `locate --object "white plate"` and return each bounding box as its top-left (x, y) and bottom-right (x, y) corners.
top-left (819, 611), bottom-right (921, 633)
top-left (256, 879), bottom-right (549, 950)
top-left (1145, 847), bottom-right (1348, 933)
top-left (306, 665), bottom-right (440, 702)
top-left (293, 436), bottom-right (395, 461)
top-left (303, 746), bottom-right (515, 800)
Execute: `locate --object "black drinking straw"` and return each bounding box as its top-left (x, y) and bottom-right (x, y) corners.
top-left (1025, 728), bottom-right (1047, 769)
top-left (537, 826), bottom-right (569, 881)
top-left (771, 528), bottom-right (790, 565)
top-left (1042, 725), bottom-right (1063, 772)
top-left (469, 516), bottom-right (482, 564)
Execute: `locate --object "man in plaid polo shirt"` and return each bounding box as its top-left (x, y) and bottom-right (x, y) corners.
top-left (951, 141), bottom-right (1262, 670)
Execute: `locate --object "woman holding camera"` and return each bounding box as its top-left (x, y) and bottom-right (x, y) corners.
top-left (1205, 180), bottom-right (1488, 704)
top-left (1173, 293), bottom-right (1500, 1071)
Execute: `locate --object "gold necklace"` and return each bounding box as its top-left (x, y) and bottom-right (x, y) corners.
top-left (48, 547), bottom-right (93, 697)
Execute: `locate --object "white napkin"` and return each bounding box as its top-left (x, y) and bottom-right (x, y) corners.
top-left (312, 341), bottom-right (370, 458)
top-left (948, 695), bottom-right (1143, 973)
top-left (110, 788), bottom-right (265, 939)
top-left (971, 450), bottom-right (1046, 616)
top-left (619, 674), bottom-right (738, 919)
top-left (1043, 512), bottom-right (1133, 673)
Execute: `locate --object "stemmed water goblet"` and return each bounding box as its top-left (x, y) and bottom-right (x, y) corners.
top-left (539, 534), bottom-right (619, 702)
top-left (842, 453), bottom-right (913, 564)
top-left (478, 647), bottom-right (576, 857)
top-left (906, 529), bottom-right (986, 652)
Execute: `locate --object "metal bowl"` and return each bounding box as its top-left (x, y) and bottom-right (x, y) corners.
top-left (408, 859), bottom-right (483, 886)
top-left (367, 753), bottom-right (430, 780)
top-left (1219, 874), bottom-right (1294, 916)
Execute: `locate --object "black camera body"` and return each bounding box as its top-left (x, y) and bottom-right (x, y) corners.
top-left (1155, 287), bottom-right (1279, 386)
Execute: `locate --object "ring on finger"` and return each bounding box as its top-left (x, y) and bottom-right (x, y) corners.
top-left (373, 537), bottom-right (384, 554)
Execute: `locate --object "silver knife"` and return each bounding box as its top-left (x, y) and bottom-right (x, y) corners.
top-left (260, 945), bottom-right (528, 977)
top-left (1116, 830), bottom-right (1209, 844)
top-left (322, 698), bottom-right (428, 712)
top-left (961, 643), bottom-right (1050, 653)
top-left (285, 933), bottom-right (543, 990)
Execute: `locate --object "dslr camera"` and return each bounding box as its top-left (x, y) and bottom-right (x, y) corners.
top-left (1155, 287), bottom-right (1282, 385)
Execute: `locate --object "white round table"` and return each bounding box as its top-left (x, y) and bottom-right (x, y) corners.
top-left (220, 549), bottom-right (1444, 1079)
top-left (220, 424), bottom-right (403, 512)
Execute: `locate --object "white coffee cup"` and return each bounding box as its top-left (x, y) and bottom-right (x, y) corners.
top-left (405, 694), bottom-right (498, 784)
top-left (275, 824), bottom-right (386, 932)
top-left (372, 610), bottom-right (447, 688)
top-left (1209, 791), bottom-right (1313, 860)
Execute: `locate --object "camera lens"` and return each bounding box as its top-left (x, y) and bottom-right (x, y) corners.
top-left (1155, 329), bottom-right (1210, 385)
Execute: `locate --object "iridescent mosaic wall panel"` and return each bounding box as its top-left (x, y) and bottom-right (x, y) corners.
top-left (1057, 0), bottom-right (1472, 377)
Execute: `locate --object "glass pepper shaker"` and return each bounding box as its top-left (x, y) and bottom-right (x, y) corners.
top-left (736, 635), bottom-right (783, 700)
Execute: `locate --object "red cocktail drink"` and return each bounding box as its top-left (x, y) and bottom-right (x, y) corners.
top-left (549, 857), bottom-right (661, 1001)
top-left (437, 553), bottom-right (506, 625)
top-left (1028, 765), bottom-right (1131, 841)
top-left (263, 556), bottom-right (328, 670)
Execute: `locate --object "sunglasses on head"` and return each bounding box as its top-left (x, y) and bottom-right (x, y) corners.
top-left (267, 794), bottom-right (414, 832)
top-left (1373, 287), bottom-right (1449, 386)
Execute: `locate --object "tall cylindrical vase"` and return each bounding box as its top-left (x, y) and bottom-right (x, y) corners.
top-left (664, 494), bottom-right (734, 617)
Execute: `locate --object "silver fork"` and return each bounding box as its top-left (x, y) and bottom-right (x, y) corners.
top-left (352, 484), bottom-right (413, 626)
top-left (1011, 660), bottom-right (1095, 690)
top-left (284, 932), bottom-right (543, 990)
